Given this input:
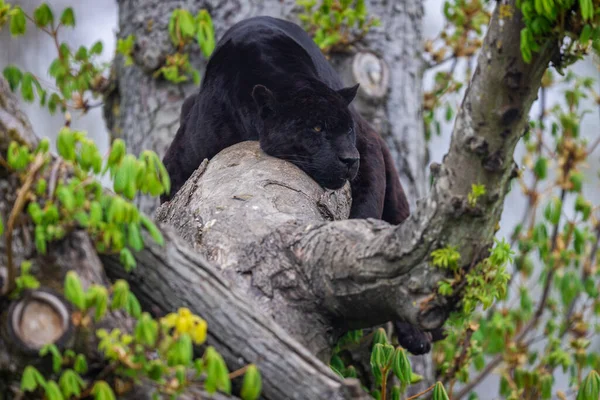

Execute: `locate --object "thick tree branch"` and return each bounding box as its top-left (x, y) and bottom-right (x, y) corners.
top-left (102, 228), bottom-right (369, 400)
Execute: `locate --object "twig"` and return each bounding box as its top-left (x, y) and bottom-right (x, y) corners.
top-left (514, 188), bottom-right (566, 343)
top-left (453, 355), bottom-right (503, 399)
top-left (0, 153), bottom-right (10, 170)
top-left (406, 383), bottom-right (436, 400)
top-left (559, 225), bottom-right (600, 339)
top-left (445, 327), bottom-right (476, 393)
top-left (586, 106), bottom-right (600, 154)
top-left (5, 154), bottom-right (46, 293)
top-left (228, 364), bottom-right (250, 380)
top-left (381, 369), bottom-right (388, 400)
top-left (79, 361), bottom-right (119, 398)
top-left (425, 56), bottom-right (456, 70)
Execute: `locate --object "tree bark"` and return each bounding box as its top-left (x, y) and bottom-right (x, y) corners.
top-left (1, 1), bottom-right (559, 399)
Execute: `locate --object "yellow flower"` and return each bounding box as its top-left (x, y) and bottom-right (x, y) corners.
top-left (178, 307), bottom-right (192, 318)
top-left (160, 313), bottom-right (178, 328)
top-left (191, 318), bottom-right (208, 344)
top-left (160, 307), bottom-right (207, 343)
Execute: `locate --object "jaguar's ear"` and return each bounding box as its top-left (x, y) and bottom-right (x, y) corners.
top-left (337, 83), bottom-right (360, 106)
top-left (252, 85), bottom-right (278, 118)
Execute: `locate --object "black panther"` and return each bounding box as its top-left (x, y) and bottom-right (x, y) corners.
top-left (160, 16), bottom-right (409, 225)
top-left (160, 16), bottom-right (437, 354)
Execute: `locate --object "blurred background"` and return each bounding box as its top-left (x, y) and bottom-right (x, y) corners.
top-left (1, 0), bottom-right (599, 397)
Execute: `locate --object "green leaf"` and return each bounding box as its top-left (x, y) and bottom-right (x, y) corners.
top-left (575, 195), bottom-right (592, 220)
top-left (90, 41), bottom-right (103, 55)
top-left (64, 271), bottom-right (86, 310)
top-left (580, 24), bottom-right (593, 43)
top-left (146, 360), bottom-right (165, 381)
top-left (119, 247), bottom-right (136, 272)
top-left (410, 372), bottom-right (424, 383)
top-left (372, 327), bottom-right (389, 346)
top-left (56, 186), bottom-right (75, 212)
top-left (520, 28), bottom-right (532, 64)
top-left (167, 333), bottom-right (193, 366)
top-left (577, 370), bottom-right (600, 400)
top-left (48, 93), bottom-right (62, 114)
top-left (569, 171), bottom-right (583, 192)
top-left (178, 10), bottom-right (196, 39)
top-left (140, 214), bottom-right (164, 246)
top-left (432, 382), bottom-right (450, 400)
top-left (579, 0), bottom-right (593, 20)
top-left (111, 280), bottom-right (130, 310)
top-left (74, 354), bottom-right (88, 374)
top-left (534, 157), bottom-right (548, 180)
top-left (10, 7), bottom-right (27, 36)
top-left (20, 72), bottom-right (35, 102)
top-left (127, 223), bottom-right (144, 251)
top-left (3, 65), bottom-right (23, 91)
top-left (241, 364), bottom-right (262, 400)
top-left (57, 127), bottom-right (76, 161)
top-left (540, 374), bottom-right (553, 399)
top-left (431, 246), bottom-right (461, 270)
top-left (134, 312), bottom-right (158, 347)
top-left (392, 347), bottom-right (412, 384)
top-left (204, 346), bottom-right (231, 394)
top-left (75, 46), bottom-right (88, 61)
top-left (542, 196), bottom-right (562, 225)
top-left (381, 344), bottom-right (395, 368)
top-left (35, 225), bottom-right (47, 254)
top-left (370, 343), bottom-right (386, 370)
top-left (21, 365), bottom-right (46, 392)
top-left (90, 285), bottom-right (108, 321)
top-left (33, 3), bottom-right (54, 27)
top-left (59, 7), bottom-right (75, 27)
top-left (91, 381), bottom-right (116, 400)
top-left (125, 292), bottom-right (142, 318)
top-left (44, 380), bottom-right (65, 400)
top-left (330, 354), bottom-right (345, 373)
top-left (58, 369), bottom-right (85, 398)
top-left (196, 9), bottom-right (215, 58)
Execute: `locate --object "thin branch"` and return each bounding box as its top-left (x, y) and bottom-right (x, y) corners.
top-left (406, 383), bottom-right (436, 400)
top-left (453, 355), bottom-right (503, 399)
top-left (4, 153), bottom-right (46, 293)
top-left (514, 189), bottom-right (566, 343)
top-left (560, 225), bottom-right (600, 339)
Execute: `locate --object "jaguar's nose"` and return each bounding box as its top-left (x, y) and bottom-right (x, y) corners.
top-left (339, 156), bottom-right (359, 170)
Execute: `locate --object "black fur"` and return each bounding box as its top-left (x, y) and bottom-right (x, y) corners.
top-left (161, 16), bottom-right (409, 224)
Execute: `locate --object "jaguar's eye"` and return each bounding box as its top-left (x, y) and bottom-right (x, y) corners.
top-left (313, 125), bottom-right (323, 132)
